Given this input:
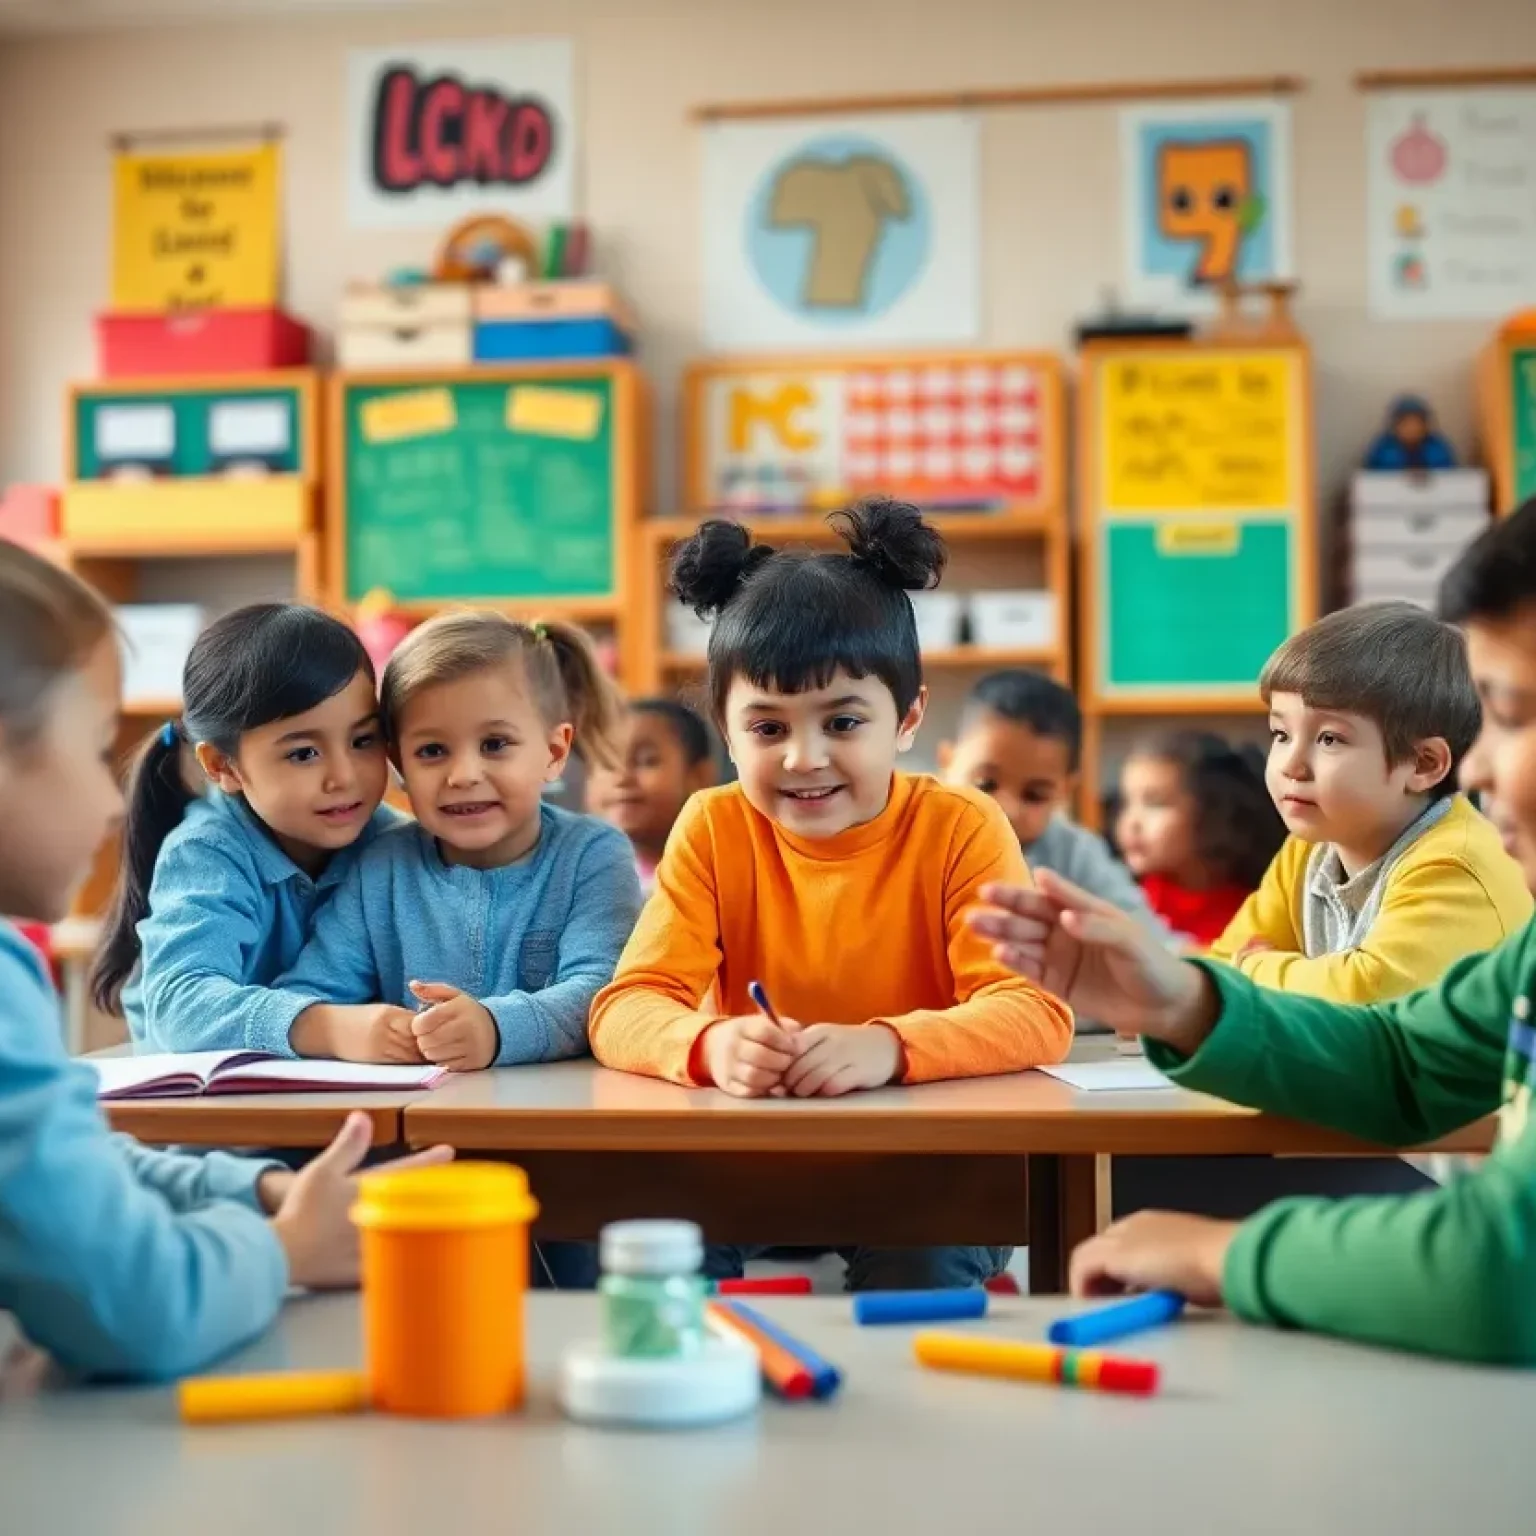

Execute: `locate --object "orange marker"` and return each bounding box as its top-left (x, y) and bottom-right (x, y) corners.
top-left (179, 1370), bottom-right (369, 1424)
top-left (705, 1301), bottom-right (813, 1399)
top-left (914, 1332), bottom-right (1159, 1396)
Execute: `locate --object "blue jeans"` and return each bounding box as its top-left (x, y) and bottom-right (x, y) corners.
top-left (703, 1244), bottom-right (1010, 1291)
top-left (532, 1240), bottom-right (600, 1290)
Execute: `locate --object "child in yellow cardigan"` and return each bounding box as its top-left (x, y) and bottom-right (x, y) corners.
top-left (1210, 600), bottom-right (1531, 1001)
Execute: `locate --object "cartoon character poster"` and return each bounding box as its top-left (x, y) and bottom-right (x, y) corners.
top-left (702, 112), bottom-right (979, 350)
top-left (1120, 99), bottom-right (1294, 312)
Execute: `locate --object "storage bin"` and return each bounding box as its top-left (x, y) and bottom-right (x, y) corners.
top-left (909, 592), bottom-right (965, 651)
top-left (96, 308), bottom-right (311, 377)
top-left (969, 590), bottom-right (1058, 651)
top-left (665, 602), bottom-right (714, 656)
top-left (117, 604), bottom-right (204, 703)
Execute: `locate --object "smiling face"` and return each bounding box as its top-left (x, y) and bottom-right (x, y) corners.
top-left (1264, 691), bottom-right (1449, 874)
top-left (587, 710), bottom-right (713, 857)
top-left (394, 660), bottom-right (572, 869)
top-left (939, 712), bottom-right (1076, 849)
top-left (1460, 611), bottom-right (1536, 892)
top-left (721, 668), bottom-right (924, 839)
top-left (197, 668), bottom-right (389, 875)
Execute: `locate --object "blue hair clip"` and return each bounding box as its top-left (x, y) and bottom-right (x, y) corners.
top-left (160, 721), bottom-right (178, 749)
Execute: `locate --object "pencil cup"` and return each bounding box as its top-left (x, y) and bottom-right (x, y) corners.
top-left (352, 1162), bottom-right (539, 1418)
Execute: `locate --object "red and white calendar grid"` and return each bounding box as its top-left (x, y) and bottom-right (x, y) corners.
top-left (841, 362), bottom-right (1042, 506)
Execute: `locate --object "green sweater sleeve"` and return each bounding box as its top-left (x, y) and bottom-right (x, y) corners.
top-left (1145, 927), bottom-right (1536, 1364)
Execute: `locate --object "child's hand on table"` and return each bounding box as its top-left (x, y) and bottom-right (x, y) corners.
top-left (782, 1024), bottom-right (902, 1098)
top-left (1233, 938), bottom-right (1277, 966)
top-left (1069, 1211), bottom-right (1238, 1309)
top-left (260, 1112), bottom-right (455, 1288)
top-left (290, 1002), bottom-right (425, 1064)
top-left (408, 982), bottom-right (498, 1072)
top-left (700, 1014), bottom-right (803, 1098)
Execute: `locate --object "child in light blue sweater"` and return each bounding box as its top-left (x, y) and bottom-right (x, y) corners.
top-left (0, 541), bottom-right (448, 1379)
top-left (96, 604), bottom-right (401, 1059)
top-left (279, 612), bottom-right (643, 1072)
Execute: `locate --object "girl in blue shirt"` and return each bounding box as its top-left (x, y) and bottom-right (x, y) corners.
top-left (92, 604), bottom-right (402, 1059)
top-left (0, 541), bottom-right (449, 1379)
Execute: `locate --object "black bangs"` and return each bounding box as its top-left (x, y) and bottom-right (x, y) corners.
top-left (706, 553), bottom-right (922, 719)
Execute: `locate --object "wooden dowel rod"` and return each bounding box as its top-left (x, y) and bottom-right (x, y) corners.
top-left (110, 122), bottom-right (284, 151)
top-left (693, 74), bottom-right (1303, 123)
top-left (1355, 66), bottom-right (1536, 90)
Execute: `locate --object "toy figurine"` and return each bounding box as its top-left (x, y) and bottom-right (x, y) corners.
top-left (1363, 395), bottom-right (1456, 472)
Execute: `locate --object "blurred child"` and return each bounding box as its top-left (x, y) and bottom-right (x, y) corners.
top-left (0, 540), bottom-right (448, 1379)
top-left (279, 612), bottom-right (642, 1074)
top-left (92, 605), bottom-right (399, 1056)
top-left (590, 499), bottom-right (1072, 1292)
top-left (1208, 601), bottom-right (1530, 999)
top-left (588, 698), bottom-right (717, 892)
top-left (940, 670), bottom-right (1163, 935)
top-left (1116, 732), bottom-right (1284, 947)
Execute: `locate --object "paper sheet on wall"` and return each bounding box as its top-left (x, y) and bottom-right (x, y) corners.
top-left (359, 388), bottom-right (457, 444)
top-left (1367, 88), bottom-right (1536, 320)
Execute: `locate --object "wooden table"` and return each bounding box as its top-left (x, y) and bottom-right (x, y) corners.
top-left (0, 1294), bottom-right (1520, 1535)
top-left (403, 1049), bottom-right (1493, 1293)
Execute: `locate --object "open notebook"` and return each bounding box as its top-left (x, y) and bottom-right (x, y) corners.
top-left (90, 1051), bottom-right (447, 1101)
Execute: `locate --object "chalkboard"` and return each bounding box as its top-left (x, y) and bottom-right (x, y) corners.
top-left (1513, 345), bottom-right (1536, 507)
top-left (338, 374), bottom-right (617, 604)
top-left (72, 381), bottom-right (309, 480)
top-left (1086, 345), bottom-right (1310, 700)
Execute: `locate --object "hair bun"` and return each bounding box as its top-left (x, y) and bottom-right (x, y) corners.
top-left (832, 496), bottom-right (947, 591)
top-left (669, 519), bottom-right (776, 619)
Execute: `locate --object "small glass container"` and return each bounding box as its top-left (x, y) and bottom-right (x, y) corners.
top-left (598, 1220), bottom-right (708, 1359)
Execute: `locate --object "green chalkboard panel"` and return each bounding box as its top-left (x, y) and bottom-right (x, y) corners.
top-left (1513, 346), bottom-right (1536, 506)
top-left (1100, 519), bottom-right (1294, 694)
top-left (73, 384), bottom-right (306, 480)
top-left (340, 376), bottom-right (616, 604)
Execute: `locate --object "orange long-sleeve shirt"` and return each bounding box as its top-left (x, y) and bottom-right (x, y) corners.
top-left (588, 774), bottom-right (1074, 1086)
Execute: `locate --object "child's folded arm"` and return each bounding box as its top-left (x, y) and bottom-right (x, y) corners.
top-left (1233, 857), bottom-right (1520, 1004)
top-left (1149, 929), bottom-right (1521, 1148)
top-left (135, 837), bottom-right (317, 1056)
top-left (274, 865), bottom-right (385, 1028)
top-left (483, 830), bottom-right (645, 1066)
top-left (880, 795), bottom-right (1073, 1084)
top-left (112, 1137), bottom-right (282, 1214)
top-left (588, 801), bottom-right (726, 1085)
top-left (1207, 839), bottom-right (1303, 965)
top-left (1222, 1117), bottom-right (1536, 1364)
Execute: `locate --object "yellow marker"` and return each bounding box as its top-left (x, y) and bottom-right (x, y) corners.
top-left (507, 385), bottom-right (604, 440)
top-left (178, 1369), bottom-right (369, 1424)
top-left (913, 1332), bottom-right (1159, 1395)
top-left (359, 388), bottom-right (457, 444)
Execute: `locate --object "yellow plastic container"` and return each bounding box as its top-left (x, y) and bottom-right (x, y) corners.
top-left (352, 1162), bottom-right (539, 1418)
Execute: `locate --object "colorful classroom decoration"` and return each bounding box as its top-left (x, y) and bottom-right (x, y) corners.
top-left (1077, 289), bottom-right (1315, 811)
top-left (1478, 311), bottom-right (1536, 513)
top-left (701, 111), bottom-right (979, 351)
top-left (1362, 395), bottom-right (1457, 472)
top-left (1365, 85), bottom-right (1536, 320)
top-left (111, 137), bottom-right (282, 312)
top-left (1119, 97), bottom-right (1294, 313)
top-left (345, 38), bottom-right (576, 229)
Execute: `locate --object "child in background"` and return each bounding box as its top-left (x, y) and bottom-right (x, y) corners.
top-left (1116, 733), bottom-right (1284, 947)
top-left (939, 670), bottom-right (1164, 937)
top-left (590, 499), bottom-right (1072, 1292)
top-left (967, 499), bottom-right (1536, 1364)
top-left (1208, 601), bottom-right (1530, 1000)
top-left (588, 698), bottom-right (717, 892)
top-left (279, 612), bottom-right (642, 1074)
top-left (93, 605), bottom-right (401, 1058)
top-left (0, 541), bottom-right (449, 1379)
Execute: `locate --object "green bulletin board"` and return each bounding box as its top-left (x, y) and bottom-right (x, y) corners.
top-left (339, 375), bottom-right (617, 604)
top-left (1513, 346), bottom-right (1536, 507)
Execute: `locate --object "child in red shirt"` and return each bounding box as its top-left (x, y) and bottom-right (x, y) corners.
top-left (1115, 732), bottom-right (1285, 948)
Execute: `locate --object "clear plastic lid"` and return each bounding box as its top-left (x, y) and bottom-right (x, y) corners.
top-left (600, 1219), bottom-right (704, 1276)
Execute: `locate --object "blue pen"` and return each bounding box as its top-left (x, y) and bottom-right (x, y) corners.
top-left (1047, 1290), bottom-right (1186, 1348)
top-left (722, 1301), bottom-right (842, 1400)
top-left (854, 1289), bottom-right (988, 1326)
top-left (747, 979), bottom-right (781, 1024)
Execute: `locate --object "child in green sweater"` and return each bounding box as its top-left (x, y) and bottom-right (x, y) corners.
top-left (971, 497), bottom-right (1536, 1365)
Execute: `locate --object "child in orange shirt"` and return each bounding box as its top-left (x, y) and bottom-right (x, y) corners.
top-left (589, 498), bottom-right (1073, 1291)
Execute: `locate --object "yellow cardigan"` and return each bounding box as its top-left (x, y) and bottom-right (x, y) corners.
top-left (1209, 795), bottom-right (1532, 1004)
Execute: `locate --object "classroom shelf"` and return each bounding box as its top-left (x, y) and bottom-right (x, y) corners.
top-left (372, 595), bottom-right (625, 624)
top-left (121, 697), bottom-right (183, 718)
top-left (660, 645), bottom-right (1061, 674)
top-left (644, 511), bottom-right (1055, 545)
top-left (59, 526), bottom-right (309, 560)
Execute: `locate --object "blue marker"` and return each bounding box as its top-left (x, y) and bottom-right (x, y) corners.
top-left (1047, 1290), bottom-right (1185, 1348)
top-left (722, 1301), bottom-right (842, 1400)
top-left (853, 1289), bottom-right (988, 1326)
top-left (747, 979), bottom-right (782, 1024)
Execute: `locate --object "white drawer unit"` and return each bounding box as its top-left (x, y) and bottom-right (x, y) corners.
top-left (1348, 470), bottom-right (1489, 606)
top-left (338, 283), bottom-right (474, 371)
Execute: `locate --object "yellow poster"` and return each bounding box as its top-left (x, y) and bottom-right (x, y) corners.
top-left (1102, 351), bottom-right (1293, 514)
top-left (111, 142), bottom-right (281, 311)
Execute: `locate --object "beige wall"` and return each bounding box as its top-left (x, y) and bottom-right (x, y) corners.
top-left (2, 0), bottom-right (1534, 507)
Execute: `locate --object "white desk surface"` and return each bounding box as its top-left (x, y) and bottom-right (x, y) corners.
top-left (0, 1295), bottom-right (1522, 1535)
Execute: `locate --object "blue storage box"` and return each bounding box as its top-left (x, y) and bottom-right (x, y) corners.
top-left (474, 317), bottom-right (633, 361)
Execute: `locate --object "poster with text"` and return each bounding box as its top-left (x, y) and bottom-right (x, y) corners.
top-left (1367, 88), bottom-right (1536, 320)
top-left (112, 142), bottom-right (280, 310)
top-left (702, 112), bottom-right (979, 351)
top-left (1120, 98), bottom-right (1294, 312)
top-left (346, 38), bottom-right (575, 229)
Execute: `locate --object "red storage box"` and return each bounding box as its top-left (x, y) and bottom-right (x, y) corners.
top-left (96, 308), bottom-right (311, 377)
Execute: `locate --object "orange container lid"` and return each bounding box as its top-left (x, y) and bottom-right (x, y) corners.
top-left (352, 1162), bottom-right (538, 1232)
